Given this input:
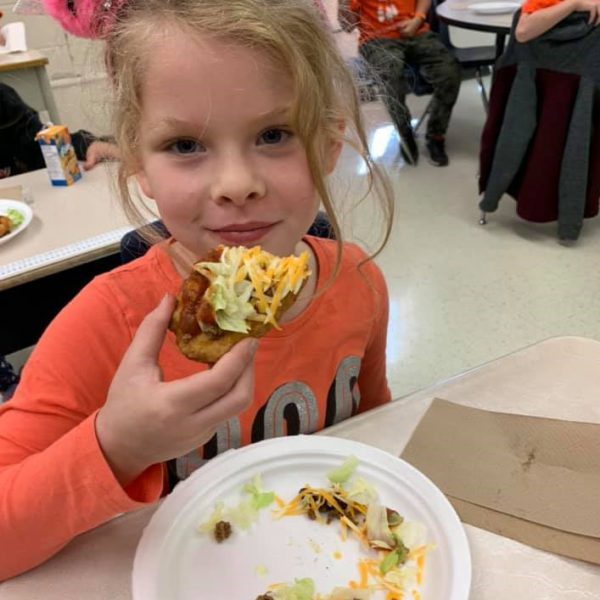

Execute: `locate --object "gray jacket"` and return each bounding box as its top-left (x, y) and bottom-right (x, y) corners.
top-left (479, 12), bottom-right (600, 240)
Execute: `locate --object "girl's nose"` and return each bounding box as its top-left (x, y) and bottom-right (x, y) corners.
top-left (210, 151), bottom-right (266, 206)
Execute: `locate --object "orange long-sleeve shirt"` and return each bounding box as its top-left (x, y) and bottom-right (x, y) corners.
top-left (0, 236), bottom-right (391, 580)
top-left (349, 0), bottom-right (430, 44)
top-left (521, 0), bottom-right (563, 13)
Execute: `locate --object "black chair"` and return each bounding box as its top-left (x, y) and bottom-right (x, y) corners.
top-left (403, 62), bottom-right (435, 133)
top-left (345, 54), bottom-right (434, 139)
top-left (120, 211), bottom-right (336, 264)
top-left (430, 0), bottom-right (497, 112)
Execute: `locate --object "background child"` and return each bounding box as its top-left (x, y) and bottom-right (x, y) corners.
top-left (0, 82), bottom-right (119, 178)
top-left (339, 0), bottom-right (461, 166)
top-left (516, 0), bottom-right (600, 42)
top-left (0, 0), bottom-right (394, 580)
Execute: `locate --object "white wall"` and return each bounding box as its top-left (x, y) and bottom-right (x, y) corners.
top-left (1, 1), bottom-right (111, 134)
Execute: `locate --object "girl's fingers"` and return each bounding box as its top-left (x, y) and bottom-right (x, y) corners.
top-left (167, 338), bottom-right (259, 411)
top-left (120, 295), bottom-right (175, 370)
top-left (82, 157), bottom-right (96, 170)
top-left (188, 350), bottom-right (256, 430)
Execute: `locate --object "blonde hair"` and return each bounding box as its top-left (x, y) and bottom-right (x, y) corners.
top-left (106, 0), bottom-right (394, 268)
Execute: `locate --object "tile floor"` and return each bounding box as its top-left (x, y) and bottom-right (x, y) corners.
top-left (339, 82), bottom-right (600, 400)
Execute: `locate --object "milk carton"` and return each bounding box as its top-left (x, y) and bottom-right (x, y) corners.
top-left (35, 125), bottom-right (82, 186)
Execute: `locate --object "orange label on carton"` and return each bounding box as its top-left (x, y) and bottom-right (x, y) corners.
top-left (35, 125), bottom-right (82, 187)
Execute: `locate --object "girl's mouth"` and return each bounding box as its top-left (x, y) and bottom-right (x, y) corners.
top-left (208, 221), bottom-right (278, 244)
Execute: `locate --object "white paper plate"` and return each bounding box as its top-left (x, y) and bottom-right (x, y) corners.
top-left (469, 1), bottom-right (520, 14)
top-left (133, 436), bottom-right (471, 600)
top-left (0, 199), bottom-right (33, 246)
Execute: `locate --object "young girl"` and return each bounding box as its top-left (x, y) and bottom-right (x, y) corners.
top-left (516, 0), bottom-right (600, 42)
top-left (0, 0), bottom-right (394, 580)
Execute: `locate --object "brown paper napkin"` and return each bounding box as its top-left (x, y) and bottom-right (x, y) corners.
top-left (0, 185), bottom-right (23, 201)
top-left (401, 398), bottom-right (600, 564)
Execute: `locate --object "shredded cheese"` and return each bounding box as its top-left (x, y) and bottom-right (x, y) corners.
top-left (271, 477), bottom-right (432, 600)
top-left (200, 245), bottom-right (310, 329)
top-left (416, 555), bottom-right (425, 585)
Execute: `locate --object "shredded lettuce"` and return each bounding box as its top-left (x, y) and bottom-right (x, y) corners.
top-left (243, 474), bottom-right (275, 510)
top-left (5, 209), bottom-right (24, 228)
top-left (366, 501), bottom-right (396, 549)
top-left (393, 519), bottom-right (428, 549)
top-left (196, 248), bottom-right (257, 333)
top-left (327, 455), bottom-right (358, 485)
top-left (270, 578), bottom-right (315, 600)
top-left (269, 583), bottom-right (370, 600)
top-left (383, 563), bottom-right (418, 591)
top-left (228, 497), bottom-right (259, 530)
top-left (196, 501), bottom-right (226, 534)
top-left (380, 549), bottom-right (401, 574)
top-left (346, 477), bottom-right (378, 504)
top-left (197, 474), bottom-right (275, 535)
top-left (379, 540), bottom-right (409, 575)
top-left (208, 276), bottom-right (256, 333)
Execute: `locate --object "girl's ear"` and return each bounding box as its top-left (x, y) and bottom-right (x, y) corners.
top-left (324, 120), bottom-right (346, 174)
top-left (324, 138), bottom-right (343, 174)
top-left (136, 170), bottom-right (154, 199)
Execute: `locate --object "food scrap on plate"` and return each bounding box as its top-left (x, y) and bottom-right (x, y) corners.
top-left (197, 457), bottom-right (434, 600)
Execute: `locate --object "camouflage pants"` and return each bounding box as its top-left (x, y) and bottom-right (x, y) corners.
top-left (360, 32), bottom-right (461, 138)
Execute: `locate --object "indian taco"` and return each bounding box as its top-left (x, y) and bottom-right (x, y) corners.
top-left (169, 245), bottom-right (311, 364)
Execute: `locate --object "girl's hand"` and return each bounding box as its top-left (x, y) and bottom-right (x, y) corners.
top-left (95, 295), bottom-right (257, 486)
top-left (574, 0), bottom-right (600, 24)
top-left (82, 141), bottom-right (121, 170)
top-left (398, 17), bottom-right (422, 38)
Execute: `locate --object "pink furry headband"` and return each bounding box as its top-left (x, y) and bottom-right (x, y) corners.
top-left (40, 0), bottom-right (328, 39)
top-left (42, 0), bottom-right (127, 38)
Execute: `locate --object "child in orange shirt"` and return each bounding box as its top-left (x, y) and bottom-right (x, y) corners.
top-left (0, 0), bottom-right (394, 580)
top-left (339, 0), bottom-right (461, 167)
top-left (516, 0), bottom-right (600, 41)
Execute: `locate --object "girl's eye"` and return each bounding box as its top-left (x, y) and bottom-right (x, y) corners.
top-left (258, 128), bottom-right (290, 145)
top-left (169, 139), bottom-right (203, 155)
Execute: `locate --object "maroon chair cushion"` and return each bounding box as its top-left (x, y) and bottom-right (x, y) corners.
top-left (479, 66), bottom-right (600, 223)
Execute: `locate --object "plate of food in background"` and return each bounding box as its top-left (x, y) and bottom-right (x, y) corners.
top-left (0, 199), bottom-right (32, 246)
top-left (132, 435), bottom-right (471, 600)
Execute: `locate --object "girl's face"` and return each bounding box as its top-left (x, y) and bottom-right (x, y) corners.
top-left (136, 31), bottom-right (337, 259)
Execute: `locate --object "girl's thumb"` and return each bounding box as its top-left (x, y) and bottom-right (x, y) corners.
top-left (124, 294), bottom-right (175, 366)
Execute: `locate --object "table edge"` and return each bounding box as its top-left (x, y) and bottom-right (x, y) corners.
top-left (436, 7), bottom-right (512, 35)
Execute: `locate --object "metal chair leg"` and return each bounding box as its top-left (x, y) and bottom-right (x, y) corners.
top-left (479, 211), bottom-right (487, 225)
top-left (475, 67), bottom-right (489, 114)
top-left (413, 100), bottom-right (432, 134)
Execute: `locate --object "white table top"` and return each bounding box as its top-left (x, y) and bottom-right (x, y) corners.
top-left (436, 0), bottom-right (516, 34)
top-left (0, 165), bottom-right (157, 290)
top-left (0, 50), bottom-right (49, 72)
top-left (0, 335), bottom-right (598, 599)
